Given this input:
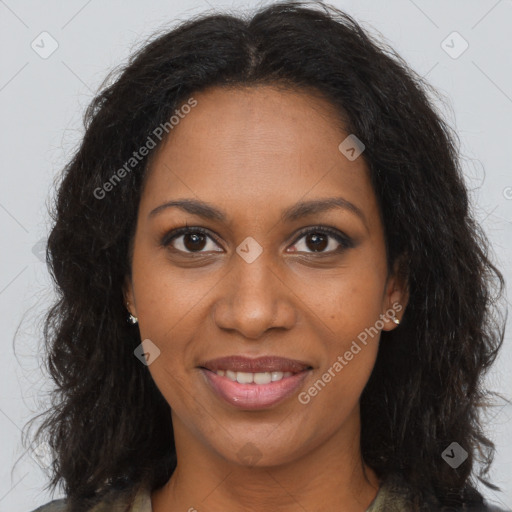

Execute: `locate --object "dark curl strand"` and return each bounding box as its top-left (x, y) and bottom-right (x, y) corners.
top-left (24, 2), bottom-right (506, 511)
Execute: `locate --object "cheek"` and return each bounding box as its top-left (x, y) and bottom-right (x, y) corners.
top-left (304, 274), bottom-right (384, 410)
top-left (131, 243), bottom-right (208, 341)
top-left (320, 270), bottom-right (386, 340)
top-left (130, 256), bottom-right (197, 394)
top-left (300, 327), bottom-right (379, 431)
top-left (339, 284), bottom-right (384, 335)
top-left (140, 329), bottom-right (199, 422)
top-left (336, 288), bottom-right (384, 374)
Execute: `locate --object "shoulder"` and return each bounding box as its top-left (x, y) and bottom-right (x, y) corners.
top-left (29, 483), bottom-right (152, 512)
top-left (368, 473), bottom-right (509, 512)
top-left (441, 503), bottom-right (509, 511)
top-left (30, 499), bottom-right (67, 512)
top-left (467, 504), bottom-right (510, 512)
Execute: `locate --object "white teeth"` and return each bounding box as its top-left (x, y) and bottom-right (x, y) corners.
top-left (271, 371), bottom-right (284, 381)
top-left (215, 370), bottom-right (295, 384)
top-left (236, 372), bottom-right (254, 384)
top-left (253, 372), bottom-right (272, 385)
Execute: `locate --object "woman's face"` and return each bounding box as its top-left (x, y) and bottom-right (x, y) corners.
top-left (124, 85), bottom-right (407, 468)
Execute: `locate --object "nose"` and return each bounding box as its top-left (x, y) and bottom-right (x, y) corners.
top-left (212, 253), bottom-right (297, 340)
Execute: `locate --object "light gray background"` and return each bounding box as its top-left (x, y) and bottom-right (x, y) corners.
top-left (0, 1), bottom-right (511, 511)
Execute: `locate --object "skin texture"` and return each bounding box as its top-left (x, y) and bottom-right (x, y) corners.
top-left (124, 85), bottom-right (408, 512)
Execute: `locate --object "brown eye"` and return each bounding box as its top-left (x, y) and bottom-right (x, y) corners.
top-left (304, 232), bottom-right (328, 252)
top-left (288, 227), bottom-right (354, 254)
top-left (162, 227), bottom-right (223, 254)
top-left (182, 232), bottom-right (207, 252)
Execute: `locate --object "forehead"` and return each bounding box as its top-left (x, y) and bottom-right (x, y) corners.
top-left (139, 85), bottom-right (378, 228)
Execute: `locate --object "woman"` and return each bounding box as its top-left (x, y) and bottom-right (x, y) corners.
top-left (28, 1), bottom-right (508, 511)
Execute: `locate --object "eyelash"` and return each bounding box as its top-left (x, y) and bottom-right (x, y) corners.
top-left (161, 225), bottom-right (354, 255)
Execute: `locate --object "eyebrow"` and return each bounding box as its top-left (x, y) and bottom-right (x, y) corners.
top-left (148, 197), bottom-right (367, 228)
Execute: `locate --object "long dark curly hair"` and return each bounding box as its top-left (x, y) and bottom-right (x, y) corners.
top-left (24, 1), bottom-right (507, 510)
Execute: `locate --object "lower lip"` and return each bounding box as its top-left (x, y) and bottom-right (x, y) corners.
top-left (200, 369), bottom-right (310, 410)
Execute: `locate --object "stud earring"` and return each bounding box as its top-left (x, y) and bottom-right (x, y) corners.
top-left (126, 301), bottom-right (138, 324)
top-left (392, 317), bottom-right (400, 325)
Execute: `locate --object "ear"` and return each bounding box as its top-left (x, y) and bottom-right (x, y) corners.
top-left (381, 255), bottom-right (409, 332)
top-left (123, 274), bottom-right (136, 317)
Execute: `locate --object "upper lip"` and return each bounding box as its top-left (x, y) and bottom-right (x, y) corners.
top-left (199, 356), bottom-right (311, 373)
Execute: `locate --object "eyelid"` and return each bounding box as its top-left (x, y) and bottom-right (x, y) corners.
top-left (289, 225), bottom-right (354, 251)
top-left (160, 226), bottom-right (223, 250)
top-left (161, 225), bottom-right (354, 254)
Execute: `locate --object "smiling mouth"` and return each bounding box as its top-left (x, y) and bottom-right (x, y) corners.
top-left (197, 355), bottom-right (313, 410)
top-left (205, 369), bottom-right (298, 385)
top-left (199, 367), bottom-right (312, 410)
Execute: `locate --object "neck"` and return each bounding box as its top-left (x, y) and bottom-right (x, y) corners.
top-left (152, 411), bottom-right (380, 512)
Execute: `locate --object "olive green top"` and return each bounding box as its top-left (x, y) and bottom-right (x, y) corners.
top-left (30, 473), bottom-right (506, 511)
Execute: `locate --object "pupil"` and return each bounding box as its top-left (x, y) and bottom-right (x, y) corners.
top-left (184, 233), bottom-right (206, 251)
top-left (307, 233), bottom-right (327, 252)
